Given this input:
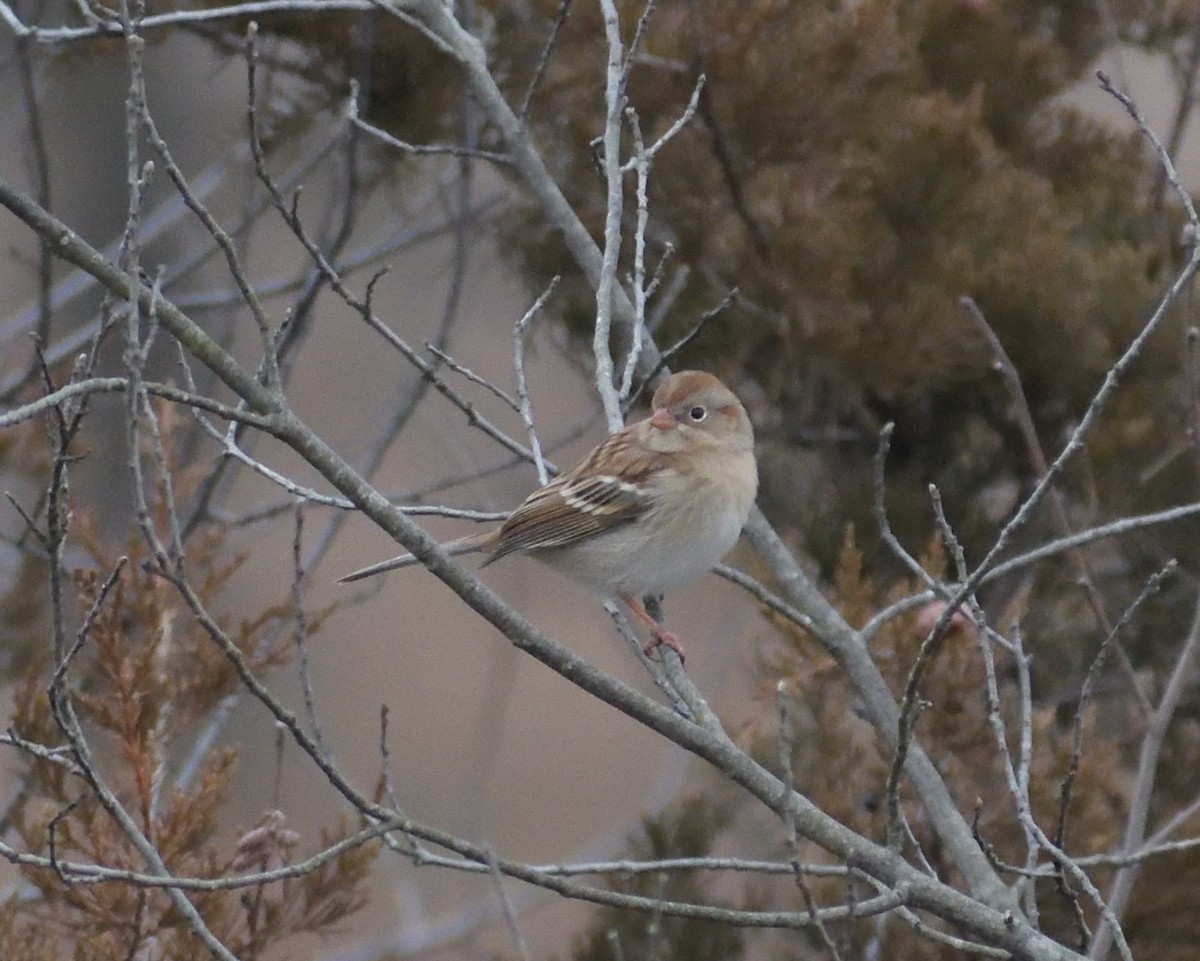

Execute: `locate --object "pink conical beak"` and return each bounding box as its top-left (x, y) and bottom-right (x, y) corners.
top-left (649, 407), bottom-right (677, 430)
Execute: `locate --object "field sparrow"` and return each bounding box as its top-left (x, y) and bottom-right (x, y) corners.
top-left (340, 370), bottom-right (758, 658)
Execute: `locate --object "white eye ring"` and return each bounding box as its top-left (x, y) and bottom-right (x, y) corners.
top-left (688, 405), bottom-right (707, 422)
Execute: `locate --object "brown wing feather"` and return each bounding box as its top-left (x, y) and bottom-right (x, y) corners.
top-left (486, 429), bottom-right (667, 562)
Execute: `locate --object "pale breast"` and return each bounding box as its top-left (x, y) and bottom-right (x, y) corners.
top-left (535, 450), bottom-right (757, 598)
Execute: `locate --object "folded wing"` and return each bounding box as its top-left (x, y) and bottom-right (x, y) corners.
top-left (486, 434), bottom-right (666, 562)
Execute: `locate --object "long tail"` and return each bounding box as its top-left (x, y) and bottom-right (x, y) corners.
top-left (337, 532), bottom-right (492, 584)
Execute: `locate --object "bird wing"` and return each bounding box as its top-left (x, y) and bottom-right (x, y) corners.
top-left (486, 431), bottom-right (666, 562)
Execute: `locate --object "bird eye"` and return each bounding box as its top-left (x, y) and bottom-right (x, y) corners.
top-left (688, 405), bottom-right (707, 422)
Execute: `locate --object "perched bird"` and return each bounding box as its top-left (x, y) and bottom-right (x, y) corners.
top-left (340, 370), bottom-right (758, 658)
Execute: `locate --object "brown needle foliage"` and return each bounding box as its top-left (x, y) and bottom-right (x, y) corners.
top-left (744, 528), bottom-right (1186, 959)
top-left (0, 412), bottom-right (377, 961)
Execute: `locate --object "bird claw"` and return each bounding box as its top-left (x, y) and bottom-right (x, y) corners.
top-left (643, 627), bottom-right (686, 663)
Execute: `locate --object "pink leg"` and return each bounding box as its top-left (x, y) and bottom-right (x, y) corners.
top-left (619, 594), bottom-right (686, 662)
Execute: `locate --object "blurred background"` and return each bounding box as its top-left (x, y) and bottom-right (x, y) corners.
top-left (3, 2), bottom-right (1200, 959)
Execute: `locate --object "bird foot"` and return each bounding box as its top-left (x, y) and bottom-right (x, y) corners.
top-left (643, 627), bottom-right (686, 662)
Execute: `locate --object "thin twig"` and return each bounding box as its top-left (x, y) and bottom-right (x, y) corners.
top-left (776, 682), bottom-right (845, 961)
top-left (291, 502), bottom-right (328, 754)
top-left (519, 0), bottom-right (573, 120)
top-left (513, 276), bottom-right (560, 485)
